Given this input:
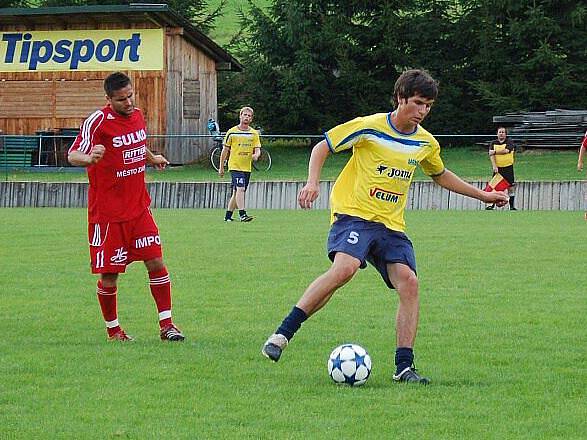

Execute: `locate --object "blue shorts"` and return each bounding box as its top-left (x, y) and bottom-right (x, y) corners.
top-left (230, 170), bottom-right (251, 190)
top-left (327, 214), bottom-right (417, 289)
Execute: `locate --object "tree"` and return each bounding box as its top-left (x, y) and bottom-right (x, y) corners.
top-left (228, 0), bottom-right (586, 135)
top-left (230, 0), bottom-right (409, 134)
top-left (0, 0), bottom-right (36, 6)
top-left (464, 0), bottom-right (587, 116)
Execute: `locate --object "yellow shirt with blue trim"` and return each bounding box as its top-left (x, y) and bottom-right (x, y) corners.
top-left (224, 126), bottom-right (261, 172)
top-left (325, 112), bottom-right (445, 232)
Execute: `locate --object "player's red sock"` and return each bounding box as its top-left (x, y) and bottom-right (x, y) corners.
top-left (97, 279), bottom-right (120, 337)
top-left (149, 267), bottom-right (173, 328)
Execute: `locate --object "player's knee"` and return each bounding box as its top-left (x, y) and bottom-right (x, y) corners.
top-left (100, 273), bottom-right (118, 288)
top-left (330, 263), bottom-right (359, 285)
top-left (398, 273), bottom-right (419, 298)
top-left (145, 257), bottom-right (165, 272)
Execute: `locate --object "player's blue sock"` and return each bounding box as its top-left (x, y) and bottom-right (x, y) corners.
top-left (395, 347), bottom-right (414, 374)
top-left (276, 306), bottom-right (308, 341)
top-left (239, 209), bottom-right (246, 217)
top-left (225, 210), bottom-right (233, 220)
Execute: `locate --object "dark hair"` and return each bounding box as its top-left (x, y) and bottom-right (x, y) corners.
top-left (104, 72), bottom-right (131, 97)
top-left (393, 69), bottom-right (438, 107)
top-left (497, 126), bottom-right (507, 133)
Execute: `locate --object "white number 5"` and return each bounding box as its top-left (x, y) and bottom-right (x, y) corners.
top-left (347, 231), bottom-right (359, 245)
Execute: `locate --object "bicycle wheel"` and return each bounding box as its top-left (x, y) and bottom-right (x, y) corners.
top-left (210, 146), bottom-right (222, 171)
top-left (253, 148), bottom-right (272, 171)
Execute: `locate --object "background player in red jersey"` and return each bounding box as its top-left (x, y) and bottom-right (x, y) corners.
top-left (68, 72), bottom-right (185, 342)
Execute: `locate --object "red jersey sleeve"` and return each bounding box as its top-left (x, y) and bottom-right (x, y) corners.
top-left (582, 132), bottom-right (587, 150)
top-left (68, 110), bottom-right (105, 155)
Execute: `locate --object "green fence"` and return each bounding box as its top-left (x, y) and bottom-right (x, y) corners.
top-left (0, 136), bottom-right (38, 168)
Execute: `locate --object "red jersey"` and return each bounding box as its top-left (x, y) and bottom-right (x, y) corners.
top-left (69, 105), bottom-right (151, 223)
top-left (582, 131), bottom-right (587, 150)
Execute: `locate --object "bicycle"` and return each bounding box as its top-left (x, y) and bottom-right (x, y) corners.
top-left (208, 118), bottom-right (272, 172)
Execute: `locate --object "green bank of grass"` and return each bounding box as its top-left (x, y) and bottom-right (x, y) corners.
top-left (2, 146), bottom-right (583, 183)
top-left (208, 0), bottom-right (272, 45)
top-left (0, 208), bottom-right (585, 438)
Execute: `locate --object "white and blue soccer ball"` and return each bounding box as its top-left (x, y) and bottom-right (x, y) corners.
top-left (327, 343), bottom-right (372, 386)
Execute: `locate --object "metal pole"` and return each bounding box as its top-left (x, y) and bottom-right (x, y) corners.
top-left (38, 134), bottom-right (42, 166)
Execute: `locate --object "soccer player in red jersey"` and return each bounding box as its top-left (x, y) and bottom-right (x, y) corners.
top-left (68, 72), bottom-right (184, 342)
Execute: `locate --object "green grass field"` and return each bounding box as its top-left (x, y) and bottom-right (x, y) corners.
top-left (2, 146), bottom-right (583, 183)
top-left (1, 208), bottom-right (585, 438)
top-left (208, 0), bottom-right (271, 45)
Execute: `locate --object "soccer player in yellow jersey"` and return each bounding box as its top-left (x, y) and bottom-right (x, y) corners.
top-left (219, 106), bottom-right (261, 222)
top-left (486, 126), bottom-right (517, 210)
top-left (262, 69), bottom-right (509, 384)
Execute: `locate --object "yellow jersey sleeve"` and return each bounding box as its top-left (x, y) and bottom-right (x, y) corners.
top-left (325, 117), bottom-right (368, 153)
top-left (223, 128), bottom-right (233, 148)
top-left (419, 138), bottom-right (445, 176)
top-left (252, 130), bottom-right (262, 150)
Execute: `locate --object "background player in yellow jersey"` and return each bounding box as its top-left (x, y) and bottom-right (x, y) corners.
top-left (219, 106), bottom-right (261, 222)
top-left (262, 69), bottom-right (509, 384)
top-left (486, 126), bottom-right (517, 210)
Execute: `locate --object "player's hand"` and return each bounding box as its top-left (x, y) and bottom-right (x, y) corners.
top-left (492, 166), bottom-right (498, 174)
top-left (298, 182), bottom-right (320, 209)
top-left (578, 162), bottom-right (583, 172)
top-left (150, 154), bottom-right (169, 170)
top-left (483, 190), bottom-right (509, 207)
top-left (218, 166), bottom-right (224, 178)
top-left (89, 144), bottom-right (105, 164)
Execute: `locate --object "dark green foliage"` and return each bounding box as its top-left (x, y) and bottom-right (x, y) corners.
top-left (17, 0), bottom-right (224, 34)
top-left (464, 0), bottom-right (586, 117)
top-left (222, 0), bottom-right (586, 135)
top-left (227, 1), bottom-right (405, 133)
top-left (0, 0), bottom-right (35, 6)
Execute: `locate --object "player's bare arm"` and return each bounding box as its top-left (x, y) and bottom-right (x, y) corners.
top-left (68, 144), bottom-right (105, 167)
top-left (488, 149), bottom-right (498, 173)
top-left (146, 148), bottom-right (169, 169)
top-left (432, 168), bottom-right (508, 206)
top-left (252, 147), bottom-right (261, 161)
top-left (298, 140), bottom-right (331, 209)
top-left (218, 145), bottom-right (230, 177)
top-left (578, 145), bottom-right (585, 172)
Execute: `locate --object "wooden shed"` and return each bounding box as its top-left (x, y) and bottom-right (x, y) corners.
top-left (0, 3), bottom-right (243, 164)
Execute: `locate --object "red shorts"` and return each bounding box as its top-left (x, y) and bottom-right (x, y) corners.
top-left (88, 209), bottom-right (163, 274)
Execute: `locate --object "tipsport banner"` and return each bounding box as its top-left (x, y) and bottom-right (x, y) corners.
top-left (0, 29), bottom-right (163, 72)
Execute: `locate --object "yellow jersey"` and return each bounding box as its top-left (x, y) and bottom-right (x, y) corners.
top-left (224, 126), bottom-right (261, 172)
top-left (325, 112), bottom-right (445, 232)
top-left (490, 139), bottom-right (515, 168)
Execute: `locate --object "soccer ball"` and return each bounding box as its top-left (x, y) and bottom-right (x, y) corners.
top-left (327, 343), bottom-right (372, 386)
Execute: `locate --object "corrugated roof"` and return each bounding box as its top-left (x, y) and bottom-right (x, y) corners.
top-left (0, 3), bottom-right (243, 71)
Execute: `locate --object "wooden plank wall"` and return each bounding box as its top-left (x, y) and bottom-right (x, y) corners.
top-left (0, 21), bottom-right (166, 148)
top-left (165, 33), bottom-right (217, 164)
top-left (2, 180), bottom-right (585, 210)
